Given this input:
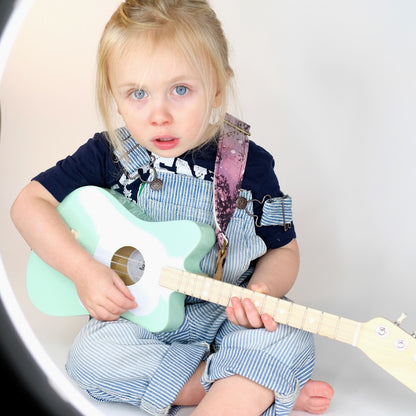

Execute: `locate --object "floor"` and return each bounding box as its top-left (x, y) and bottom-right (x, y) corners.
top-left (37, 316), bottom-right (415, 416)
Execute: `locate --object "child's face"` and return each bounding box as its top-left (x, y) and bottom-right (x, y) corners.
top-left (110, 40), bottom-right (221, 158)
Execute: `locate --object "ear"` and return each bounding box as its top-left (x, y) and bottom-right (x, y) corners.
top-left (213, 69), bottom-right (232, 108)
top-left (213, 89), bottom-right (222, 108)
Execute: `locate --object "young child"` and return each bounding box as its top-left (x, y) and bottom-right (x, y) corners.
top-left (11, 1), bottom-right (333, 415)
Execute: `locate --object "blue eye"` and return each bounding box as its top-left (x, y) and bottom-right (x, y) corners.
top-left (174, 85), bottom-right (188, 96)
top-left (132, 89), bottom-right (147, 100)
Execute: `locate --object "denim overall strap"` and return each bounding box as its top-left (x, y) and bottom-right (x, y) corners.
top-left (114, 127), bottom-right (152, 176)
top-left (213, 113), bottom-right (250, 280)
top-left (114, 128), bottom-right (165, 190)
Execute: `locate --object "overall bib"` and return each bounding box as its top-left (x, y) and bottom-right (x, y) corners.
top-left (66, 130), bottom-right (315, 416)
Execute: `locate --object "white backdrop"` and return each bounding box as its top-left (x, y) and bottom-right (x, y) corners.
top-left (0, 1), bottom-right (415, 414)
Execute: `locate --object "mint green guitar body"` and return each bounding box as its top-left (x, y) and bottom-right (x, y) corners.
top-left (26, 186), bottom-right (216, 332)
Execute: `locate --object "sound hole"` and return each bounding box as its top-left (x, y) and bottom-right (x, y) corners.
top-left (110, 246), bottom-right (145, 286)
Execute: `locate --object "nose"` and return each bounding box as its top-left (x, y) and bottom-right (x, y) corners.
top-left (149, 96), bottom-right (173, 127)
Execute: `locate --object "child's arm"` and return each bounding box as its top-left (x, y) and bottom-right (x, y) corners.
top-left (11, 181), bottom-right (137, 321)
top-left (225, 238), bottom-right (300, 332)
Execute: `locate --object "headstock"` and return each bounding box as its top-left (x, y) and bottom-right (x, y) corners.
top-left (356, 316), bottom-right (416, 393)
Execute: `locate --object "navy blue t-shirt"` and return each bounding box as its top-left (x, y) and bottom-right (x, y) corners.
top-left (34, 132), bottom-right (296, 249)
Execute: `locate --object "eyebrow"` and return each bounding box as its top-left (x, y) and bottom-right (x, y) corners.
top-left (117, 75), bottom-right (201, 90)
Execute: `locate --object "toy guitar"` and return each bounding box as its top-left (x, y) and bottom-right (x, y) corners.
top-left (26, 186), bottom-right (416, 394)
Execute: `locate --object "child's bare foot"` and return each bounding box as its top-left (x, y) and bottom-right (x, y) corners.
top-left (293, 380), bottom-right (334, 414)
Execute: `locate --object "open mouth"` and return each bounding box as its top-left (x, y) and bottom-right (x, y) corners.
top-left (152, 136), bottom-right (179, 150)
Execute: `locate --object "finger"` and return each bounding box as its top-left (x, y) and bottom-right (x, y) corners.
top-left (108, 280), bottom-right (138, 310)
top-left (230, 297), bottom-right (249, 327)
top-left (249, 282), bottom-right (269, 295)
top-left (261, 313), bottom-right (278, 332)
top-left (86, 301), bottom-right (119, 322)
top-left (225, 306), bottom-right (238, 326)
top-left (93, 304), bottom-right (122, 321)
top-left (242, 298), bottom-right (263, 328)
top-left (102, 296), bottom-right (130, 315)
top-left (113, 274), bottom-right (136, 301)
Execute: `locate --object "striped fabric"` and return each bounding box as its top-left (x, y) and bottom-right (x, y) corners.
top-left (260, 196), bottom-right (293, 228)
top-left (66, 139), bottom-right (314, 416)
top-left (115, 127), bottom-right (151, 176)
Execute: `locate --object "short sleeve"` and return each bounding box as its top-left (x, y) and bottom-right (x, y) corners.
top-left (242, 141), bottom-right (296, 249)
top-left (33, 133), bottom-right (122, 202)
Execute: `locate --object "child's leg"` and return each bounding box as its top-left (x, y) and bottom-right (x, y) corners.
top-left (175, 363), bottom-right (333, 415)
top-left (66, 318), bottom-right (209, 414)
top-left (191, 373), bottom-right (274, 416)
top-left (174, 362), bottom-right (207, 406)
top-left (293, 380), bottom-right (334, 414)
top-left (198, 323), bottom-right (319, 416)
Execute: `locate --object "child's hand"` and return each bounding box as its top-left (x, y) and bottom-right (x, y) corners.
top-left (75, 260), bottom-right (137, 321)
top-left (225, 282), bottom-right (278, 332)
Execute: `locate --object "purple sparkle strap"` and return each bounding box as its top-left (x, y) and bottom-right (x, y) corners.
top-left (214, 113), bottom-right (250, 249)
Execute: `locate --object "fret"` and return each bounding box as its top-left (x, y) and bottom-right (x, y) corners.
top-left (178, 271), bottom-right (189, 295)
top-left (212, 280), bottom-right (224, 305)
top-left (302, 308), bottom-right (325, 334)
top-left (159, 266), bottom-right (359, 346)
top-left (317, 312), bottom-right (359, 344)
top-left (272, 297), bottom-right (282, 323)
top-left (301, 307), bottom-right (309, 330)
top-left (189, 272), bottom-right (200, 298)
top-left (223, 281), bottom-right (235, 307)
top-left (200, 277), bottom-right (229, 307)
top-left (227, 285), bottom-right (242, 306)
top-left (239, 286), bottom-right (250, 302)
top-left (205, 278), bottom-right (216, 302)
top-left (334, 317), bottom-right (361, 345)
top-left (262, 294), bottom-right (275, 317)
top-left (201, 277), bottom-right (213, 301)
top-left (317, 312), bottom-right (339, 338)
top-left (173, 272), bottom-right (181, 292)
top-left (271, 298), bottom-right (292, 325)
top-left (286, 302), bottom-right (294, 324)
top-left (287, 303), bottom-right (308, 329)
top-left (251, 291), bottom-right (266, 314)
top-left (226, 282), bottom-right (233, 307)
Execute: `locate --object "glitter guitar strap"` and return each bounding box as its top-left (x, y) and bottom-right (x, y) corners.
top-left (213, 113), bottom-right (250, 281)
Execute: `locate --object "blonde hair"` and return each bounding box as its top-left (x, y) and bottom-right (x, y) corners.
top-left (96, 0), bottom-right (234, 155)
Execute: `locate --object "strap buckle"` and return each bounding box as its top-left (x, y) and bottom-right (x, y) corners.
top-left (214, 239), bottom-right (228, 281)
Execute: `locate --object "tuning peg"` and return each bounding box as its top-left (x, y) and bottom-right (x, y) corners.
top-left (394, 313), bottom-right (407, 326)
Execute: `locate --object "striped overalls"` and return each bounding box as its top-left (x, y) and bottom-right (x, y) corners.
top-left (65, 138), bottom-right (315, 416)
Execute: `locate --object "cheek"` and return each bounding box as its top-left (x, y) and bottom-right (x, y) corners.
top-left (117, 104), bottom-right (142, 125)
top-left (188, 114), bottom-right (210, 142)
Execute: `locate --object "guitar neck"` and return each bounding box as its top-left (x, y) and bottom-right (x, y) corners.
top-left (160, 267), bottom-right (362, 346)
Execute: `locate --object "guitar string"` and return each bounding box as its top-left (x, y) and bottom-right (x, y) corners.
top-left (110, 257), bottom-right (145, 268)
top-left (104, 254), bottom-right (359, 341)
top-left (183, 274), bottom-right (357, 341)
top-left (175, 275), bottom-right (355, 341)
top-left (120, 265), bottom-right (410, 387)
top-left (191, 276), bottom-right (357, 342)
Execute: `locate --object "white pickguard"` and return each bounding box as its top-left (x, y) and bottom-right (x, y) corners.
top-left (78, 187), bottom-right (183, 316)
